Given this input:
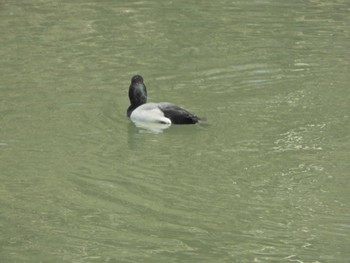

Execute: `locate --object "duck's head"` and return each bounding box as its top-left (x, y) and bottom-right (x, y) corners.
top-left (129, 75), bottom-right (147, 106)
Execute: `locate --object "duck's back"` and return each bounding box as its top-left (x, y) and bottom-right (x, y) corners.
top-left (158, 103), bottom-right (200, 124)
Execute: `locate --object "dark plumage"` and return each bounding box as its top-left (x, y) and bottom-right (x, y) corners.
top-left (158, 103), bottom-right (200, 124)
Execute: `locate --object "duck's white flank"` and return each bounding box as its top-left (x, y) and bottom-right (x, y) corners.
top-left (130, 103), bottom-right (171, 124)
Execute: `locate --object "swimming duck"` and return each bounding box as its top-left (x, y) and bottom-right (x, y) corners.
top-left (127, 75), bottom-right (202, 125)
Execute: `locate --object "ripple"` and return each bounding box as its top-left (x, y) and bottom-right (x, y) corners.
top-left (273, 123), bottom-right (325, 152)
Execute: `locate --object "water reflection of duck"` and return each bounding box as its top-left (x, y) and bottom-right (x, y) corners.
top-left (127, 75), bottom-right (203, 126)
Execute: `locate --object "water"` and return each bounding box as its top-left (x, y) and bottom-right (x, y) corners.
top-left (1, 1), bottom-right (349, 262)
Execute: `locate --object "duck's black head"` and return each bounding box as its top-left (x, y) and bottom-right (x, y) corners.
top-left (129, 75), bottom-right (147, 106)
top-left (131, 75), bottom-right (144, 84)
top-left (127, 75), bottom-right (147, 117)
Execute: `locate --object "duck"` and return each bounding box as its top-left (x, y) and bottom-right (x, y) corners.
top-left (127, 75), bottom-right (202, 125)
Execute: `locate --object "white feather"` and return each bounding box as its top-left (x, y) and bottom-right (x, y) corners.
top-left (130, 103), bottom-right (171, 124)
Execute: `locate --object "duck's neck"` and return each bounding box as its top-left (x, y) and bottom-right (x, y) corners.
top-left (127, 96), bottom-right (147, 117)
top-left (127, 103), bottom-right (140, 117)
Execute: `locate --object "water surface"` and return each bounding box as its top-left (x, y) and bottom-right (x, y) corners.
top-left (1, 0), bottom-right (350, 262)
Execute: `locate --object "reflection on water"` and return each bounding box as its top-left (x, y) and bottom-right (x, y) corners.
top-left (1, 0), bottom-right (350, 262)
top-left (133, 121), bottom-right (171, 134)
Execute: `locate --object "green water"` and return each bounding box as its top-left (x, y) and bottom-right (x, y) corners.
top-left (1, 1), bottom-right (349, 262)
